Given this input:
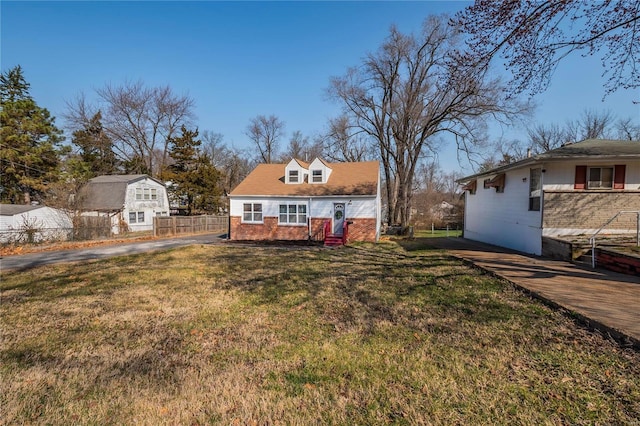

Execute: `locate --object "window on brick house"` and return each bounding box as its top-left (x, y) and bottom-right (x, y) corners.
top-left (588, 167), bottom-right (613, 189)
top-left (279, 204), bottom-right (307, 225)
top-left (575, 165), bottom-right (625, 190)
top-left (243, 203), bottom-right (263, 223)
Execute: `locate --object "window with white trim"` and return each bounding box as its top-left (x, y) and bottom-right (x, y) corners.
top-left (279, 204), bottom-right (307, 225)
top-left (129, 211), bottom-right (145, 223)
top-left (151, 188), bottom-right (158, 200)
top-left (312, 170), bottom-right (323, 183)
top-left (528, 168), bottom-right (541, 211)
top-left (588, 167), bottom-right (613, 189)
top-left (289, 170), bottom-right (299, 183)
top-left (135, 188), bottom-right (142, 200)
top-left (243, 203), bottom-right (263, 223)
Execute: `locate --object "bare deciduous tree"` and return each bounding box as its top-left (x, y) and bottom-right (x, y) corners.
top-left (527, 123), bottom-right (571, 153)
top-left (200, 131), bottom-right (253, 195)
top-left (245, 115), bottom-right (285, 164)
top-left (65, 81), bottom-right (195, 176)
top-left (565, 110), bottom-right (615, 141)
top-left (322, 115), bottom-right (374, 163)
top-left (497, 110), bottom-right (639, 164)
top-left (329, 15), bottom-right (526, 227)
top-left (616, 117), bottom-right (640, 140)
top-left (454, 1), bottom-right (640, 98)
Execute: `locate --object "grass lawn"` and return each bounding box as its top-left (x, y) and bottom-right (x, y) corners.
top-left (412, 229), bottom-right (463, 238)
top-left (1, 241), bottom-right (639, 424)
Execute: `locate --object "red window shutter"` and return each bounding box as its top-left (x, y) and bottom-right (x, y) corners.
top-left (574, 165), bottom-right (587, 189)
top-left (614, 165), bottom-right (626, 189)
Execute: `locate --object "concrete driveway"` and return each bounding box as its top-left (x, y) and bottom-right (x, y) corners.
top-left (0, 233), bottom-right (226, 272)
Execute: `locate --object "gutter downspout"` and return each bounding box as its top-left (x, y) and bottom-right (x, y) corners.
top-left (540, 165), bottom-right (545, 250)
top-left (308, 197), bottom-right (312, 240)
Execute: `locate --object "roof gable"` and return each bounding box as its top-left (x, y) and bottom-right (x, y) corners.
top-left (308, 158), bottom-right (332, 183)
top-left (285, 159), bottom-right (308, 184)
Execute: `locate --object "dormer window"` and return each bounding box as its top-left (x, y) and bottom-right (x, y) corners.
top-left (289, 170), bottom-right (299, 183)
top-left (312, 170), bottom-right (323, 183)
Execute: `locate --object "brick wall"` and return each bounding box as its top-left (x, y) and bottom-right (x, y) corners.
top-left (543, 191), bottom-right (640, 232)
top-left (230, 216), bottom-right (378, 242)
top-left (346, 217), bottom-right (377, 242)
top-left (230, 216), bottom-right (308, 240)
top-left (310, 218), bottom-right (329, 241)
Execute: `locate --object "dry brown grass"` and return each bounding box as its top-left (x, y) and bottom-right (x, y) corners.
top-left (1, 241), bottom-right (639, 425)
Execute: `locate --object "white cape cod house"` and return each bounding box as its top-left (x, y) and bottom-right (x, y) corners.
top-left (228, 158), bottom-right (381, 244)
top-left (77, 175), bottom-right (170, 234)
top-left (458, 139), bottom-right (640, 255)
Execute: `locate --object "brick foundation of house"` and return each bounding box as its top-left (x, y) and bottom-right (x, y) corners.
top-left (230, 217), bottom-right (308, 240)
top-left (345, 217), bottom-right (377, 242)
top-left (543, 191), bottom-right (640, 232)
top-left (230, 216), bottom-right (377, 242)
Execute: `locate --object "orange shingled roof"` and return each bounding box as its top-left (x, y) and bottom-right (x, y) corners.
top-left (230, 160), bottom-right (380, 197)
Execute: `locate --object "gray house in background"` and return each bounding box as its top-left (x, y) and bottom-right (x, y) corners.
top-left (77, 175), bottom-right (170, 234)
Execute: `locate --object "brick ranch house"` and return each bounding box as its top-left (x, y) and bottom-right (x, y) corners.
top-left (228, 158), bottom-right (381, 244)
top-left (457, 139), bottom-right (640, 255)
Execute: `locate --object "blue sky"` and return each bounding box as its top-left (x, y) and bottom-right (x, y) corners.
top-left (2, 1), bottom-right (639, 174)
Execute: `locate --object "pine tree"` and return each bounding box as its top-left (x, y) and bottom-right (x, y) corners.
top-left (71, 111), bottom-right (119, 176)
top-left (0, 66), bottom-right (64, 204)
top-left (164, 126), bottom-right (222, 215)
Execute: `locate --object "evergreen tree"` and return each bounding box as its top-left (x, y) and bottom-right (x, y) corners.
top-left (71, 111), bottom-right (119, 176)
top-left (0, 66), bottom-right (64, 204)
top-left (164, 126), bottom-right (222, 215)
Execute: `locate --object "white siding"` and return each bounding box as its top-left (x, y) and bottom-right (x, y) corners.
top-left (284, 159), bottom-right (308, 184)
top-left (308, 158), bottom-right (332, 183)
top-left (0, 207), bottom-right (72, 243)
top-left (122, 178), bottom-right (170, 233)
top-left (543, 159), bottom-right (640, 190)
top-left (464, 168), bottom-right (543, 255)
top-left (230, 196), bottom-right (378, 220)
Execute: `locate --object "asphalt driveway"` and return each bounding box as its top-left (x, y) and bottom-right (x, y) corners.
top-left (0, 233), bottom-right (226, 272)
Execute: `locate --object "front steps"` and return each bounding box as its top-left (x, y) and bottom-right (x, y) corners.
top-left (324, 234), bottom-right (344, 247)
